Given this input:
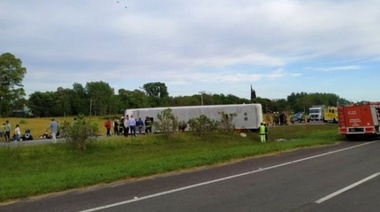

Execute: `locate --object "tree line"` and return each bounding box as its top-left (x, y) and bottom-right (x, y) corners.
top-left (0, 52), bottom-right (352, 117)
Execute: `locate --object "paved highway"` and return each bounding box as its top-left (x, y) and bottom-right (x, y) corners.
top-left (1, 140), bottom-right (379, 212)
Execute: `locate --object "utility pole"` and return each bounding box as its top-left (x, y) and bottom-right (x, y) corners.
top-left (199, 91), bottom-right (205, 105)
top-left (89, 99), bottom-right (92, 119)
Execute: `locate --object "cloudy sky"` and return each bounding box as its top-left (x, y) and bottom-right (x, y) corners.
top-left (2, 0), bottom-right (380, 102)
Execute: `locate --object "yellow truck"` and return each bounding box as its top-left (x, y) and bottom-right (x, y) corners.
top-left (323, 106), bottom-right (338, 123)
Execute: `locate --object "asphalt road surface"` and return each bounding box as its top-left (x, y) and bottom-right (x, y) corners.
top-left (1, 140), bottom-right (379, 212)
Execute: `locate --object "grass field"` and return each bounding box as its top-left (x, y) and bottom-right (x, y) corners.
top-left (0, 116), bottom-right (111, 140)
top-left (0, 121), bottom-right (341, 203)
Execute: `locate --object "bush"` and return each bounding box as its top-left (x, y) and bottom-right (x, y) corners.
top-left (188, 115), bottom-right (219, 137)
top-left (19, 119), bottom-right (27, 124)
top-left (218, 111), bottom-right (237, 133)
top-left (62, 115), bottom-right (99, 150)
top-left (153, 108), bottom-right (178, 137)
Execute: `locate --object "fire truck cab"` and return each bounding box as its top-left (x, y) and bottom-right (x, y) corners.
top-left (338, 102), bottom-right (380, 138)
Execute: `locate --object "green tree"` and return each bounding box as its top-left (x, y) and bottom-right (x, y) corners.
top-left (27, 92), bottom-right (45, 117)
top-left (170, 95), bottom-right (201, 106)
top-left (287, 92), bottom-right (308, 112)
top-left (86, 81), bottom-right (114, 116)
top-left (274, 99), bottom-right (289, 112)
top-left (120, 89), bottom-right (149, 109)
top-left (71, 83), bottom-right (88, 115)
top-left (28, 91), bottom-right (58, 117)
top-left (55, 87), bottom-right (72, 116)
top-left (110, 94), bottom-right (123, 115)
top-left (255, 97), bottom-right (272, 113)
top-left (287, 92), bottom-right (347, 112)
top-left (7, 88), bottom-right (27, 115)
top-left (0, 53), bottom-right (27, 116)
top-left (143, 82), bottom-right (169, 107)
top-left (211, 94), bottom-right (224, 105)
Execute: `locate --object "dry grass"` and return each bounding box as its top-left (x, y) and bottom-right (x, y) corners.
top-left (0, 116), bottom-right (113, 138)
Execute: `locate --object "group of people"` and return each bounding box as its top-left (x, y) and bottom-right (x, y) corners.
top-left (0, 117), bottom-right (75, 143)
top-left (272, 112), bottom-right (288, 126)
top-left (0, 120), bottom-right (13, 142)
top-left (104, 115), bottom-right (153, 137)
top-left (0, 120), bottom-right (34, 142)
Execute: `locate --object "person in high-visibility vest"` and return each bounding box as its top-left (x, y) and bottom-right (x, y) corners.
top-left (259, 122), bottom-right (267, 143)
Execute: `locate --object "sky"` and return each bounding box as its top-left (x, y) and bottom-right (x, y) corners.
top-left (1, 0), bottom-right (380, 102)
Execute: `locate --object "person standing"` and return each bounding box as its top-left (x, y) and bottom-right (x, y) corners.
top-left (14, 124), bottom-right (21, 142)
top-left (129, 115), bottom-right (137, 136)
top-left (119, 116), bottom-right (124, 135)
top-left (104, 118), bottom-right (111, 136)
top-left (0, 123), bottom-right (5, 142)
top-left (48, 118), bottom-right (59, 143)
top-left (113, 118), bottom-right (119, 135)
top-left (123, 115), bottom-right (130, 137)
top-left (259, 122), bottom-right (267, 143)
top-left (290, 113), bottom-right (294, 124)
top-left (136, 117), bottom-right (144, 134)
top-left (4, 120), bottom-right (11, 142)
top-left (145, 116), bottom-right (152, 134)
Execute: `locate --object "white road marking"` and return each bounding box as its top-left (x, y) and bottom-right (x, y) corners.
top-left (315, 172), bottom-right (380, 204)
top-left (79, 142), bottom-right (374, 212)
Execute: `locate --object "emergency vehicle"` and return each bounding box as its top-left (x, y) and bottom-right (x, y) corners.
top-left (309, 105), bottom-right (324, 121)
top-left (323, 106), bottom-right (338, 123)
top-left (338, 102), bottom-right (380, 138)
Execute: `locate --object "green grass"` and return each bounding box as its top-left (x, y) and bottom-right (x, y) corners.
top-left (0, 124), bottom-right (341, 202)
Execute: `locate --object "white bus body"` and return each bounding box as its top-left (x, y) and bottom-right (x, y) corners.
top-left (124, 104), bottom-right (263, 131)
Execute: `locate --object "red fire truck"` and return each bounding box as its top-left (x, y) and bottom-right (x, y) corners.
top-left (338, 102), bottom-right (380, 138)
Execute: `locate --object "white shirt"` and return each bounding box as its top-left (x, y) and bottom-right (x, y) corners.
top-left (124, 118), bottom-right (130, 127)
top-left (129, 117), bottom-right (136, 126)
top-left (15, 127), bottom-right (21, 135)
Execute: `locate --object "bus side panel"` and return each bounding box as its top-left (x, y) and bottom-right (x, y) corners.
top-left (125, 104), bottom-right (263, 131)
